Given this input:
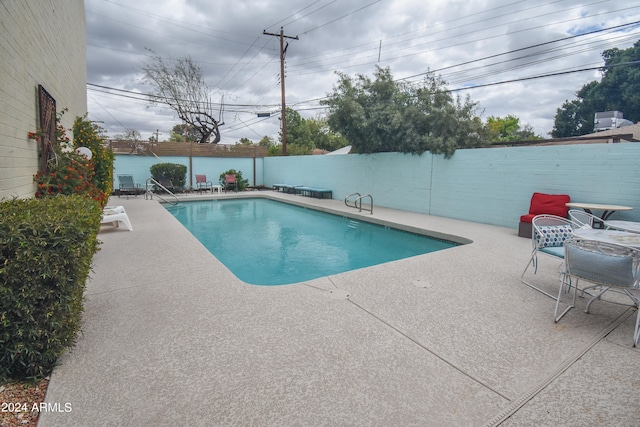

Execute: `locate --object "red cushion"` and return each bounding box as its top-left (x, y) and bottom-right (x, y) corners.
top-left (520, 213), bottom-right (536, 223)
top-left (527, 192), bottom-right (571, 219)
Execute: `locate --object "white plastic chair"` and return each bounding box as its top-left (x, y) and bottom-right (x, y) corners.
top-left (521, 214), bottom-right (574, 299)
top-left (101, 206), bottom-right (133, 231)
top-left (554, 237), bottom-right (640, 346)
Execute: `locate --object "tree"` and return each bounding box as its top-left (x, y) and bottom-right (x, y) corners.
top-left (306, 116), bottom-right (349, 152)
top-left (142, 51), bottom-right (222, 144)
top-left (171, 124), bottom-right (200, 142)
top-left (486, 115), bottom-right (540, 142)
top-left (114, 128), bottom-right (142, 142)
top-left (280, 108), bottom-right (314, 150)
top-left (322, 66), bottom-right (489, 158)
top-left (552, 40), bottom-right (640, 137)
top-left (237, 137), bottom-right (253, 145)
top-left (258, 135), bottom-right (274, 147)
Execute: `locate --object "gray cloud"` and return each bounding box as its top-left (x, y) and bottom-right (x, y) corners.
top-left (85, 0), bottom-right (640, 141)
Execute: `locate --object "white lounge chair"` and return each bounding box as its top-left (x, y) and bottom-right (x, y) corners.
top-left (101, 206), bottom-right (133, 231)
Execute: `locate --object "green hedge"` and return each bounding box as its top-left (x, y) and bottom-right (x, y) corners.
top-left (0, 195), bottom-right (101, 381)
top-left (150, 163), bottom-right (187, 189)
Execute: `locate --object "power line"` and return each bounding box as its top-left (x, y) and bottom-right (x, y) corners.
top-left (448, 60), bottom-right (640, 93)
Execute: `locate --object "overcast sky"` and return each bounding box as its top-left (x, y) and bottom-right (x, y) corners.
top-left (85, 0), bottom-right (640, 144)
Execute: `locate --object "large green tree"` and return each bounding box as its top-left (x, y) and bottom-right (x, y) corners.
top-left (486, 115), bottom-right (540, 142)
top-left (552, 40), bottom-right (640, 137)
top-left (322, 66), bottom-right (489, 158)
top-left (274, 108), bottom-right (349, 156)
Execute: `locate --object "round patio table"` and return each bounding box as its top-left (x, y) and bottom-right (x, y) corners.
top-left (565, 202), bottom-right (633, 221)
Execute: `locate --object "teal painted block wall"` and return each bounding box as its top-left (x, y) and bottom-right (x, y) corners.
top-left (113, 155), bottom-right (264, 189)
top-left (114, 143), bottom-right (640, 229)
top-left (264, 143), bottom-right (640, 229)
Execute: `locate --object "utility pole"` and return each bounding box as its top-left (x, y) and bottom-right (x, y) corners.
top-left (263, 27), bottom-right (298, 156)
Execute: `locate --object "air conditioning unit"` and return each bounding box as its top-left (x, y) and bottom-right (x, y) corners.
top-left (594, 111), bottom-right (624, 131)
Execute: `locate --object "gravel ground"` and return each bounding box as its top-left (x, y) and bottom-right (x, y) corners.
top-left (0, 378), bottom-right (49, 426)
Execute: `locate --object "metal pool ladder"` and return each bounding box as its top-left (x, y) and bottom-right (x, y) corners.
top-left (145, 177), bottom-right (179, 205)
top-left (345, 193), bottom-right (373, 214)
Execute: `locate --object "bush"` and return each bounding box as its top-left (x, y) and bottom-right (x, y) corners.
top-left (219, 169), bottom-right (249, 191)
top-left (0, 196), bottom-right (101, 381)
top-left (73, 115), bottom-right (114, 196)
top-left (150, 163), bottom-right (187, 189)
top-left (31, 111), bottom-right (109, 207)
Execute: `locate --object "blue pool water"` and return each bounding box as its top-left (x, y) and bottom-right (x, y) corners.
top-left (165, 198), bottom-right (457, 285)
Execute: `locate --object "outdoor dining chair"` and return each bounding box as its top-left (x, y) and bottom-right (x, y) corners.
top-left (568, 209), bottom-right (602, 229)
top-left (554, 237), bottom-right (640, 346)
top-left (521, 214), bottom-right (574, 299)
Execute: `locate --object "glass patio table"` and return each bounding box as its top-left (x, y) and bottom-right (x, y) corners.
top-left (604, 220), bottom-right (640, 234)
top-left (572, 228), bottom-right (640, 248)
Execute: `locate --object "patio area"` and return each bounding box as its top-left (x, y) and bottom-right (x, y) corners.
top-left (39, 192), bottom-right (640, 426)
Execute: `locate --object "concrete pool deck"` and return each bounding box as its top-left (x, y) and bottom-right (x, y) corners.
top-left (39, 191), bottom-right (640, 426)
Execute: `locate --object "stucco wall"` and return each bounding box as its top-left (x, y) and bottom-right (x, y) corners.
top-left (0, 0), bottom-right (87, 199)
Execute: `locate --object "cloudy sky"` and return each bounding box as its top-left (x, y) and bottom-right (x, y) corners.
top-left (85, 0), bottom-right (640, 144)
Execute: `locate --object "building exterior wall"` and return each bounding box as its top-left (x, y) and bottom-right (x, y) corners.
top-left (0, 0), bottom-right (86, 199)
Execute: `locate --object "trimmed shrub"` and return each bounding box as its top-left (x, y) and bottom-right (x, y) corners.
top-left (0, 195), bottom-right (101, 381)
top-left (150, 163), bottom-right (187, 189)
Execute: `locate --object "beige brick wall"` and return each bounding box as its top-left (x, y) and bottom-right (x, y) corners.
top-left (0, 0), bottom-right (86, 199)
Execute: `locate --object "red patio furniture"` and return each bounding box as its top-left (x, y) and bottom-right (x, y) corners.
top-left (518, 192), bottom-right (571, 238)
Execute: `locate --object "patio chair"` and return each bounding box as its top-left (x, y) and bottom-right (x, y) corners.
top-left (554, 237), bottom-right (640, 346)
top-left (156, 177), bottom-right (176, 193)
top-left (101, 206), bottom-right (133, 231)
top-left (117, 174), bottom-right (143, 199)
top-left (568, 209), bottom-right (602, 230)
top-left (223, 174), bottom-right (237, 193)
top-left (195, 174), bottom-right (213, 193)
top-left (521, 214), bottom-right (574, 299)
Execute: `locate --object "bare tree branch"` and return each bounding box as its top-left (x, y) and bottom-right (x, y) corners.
top-left (142, 50), bottom-right (222, 143)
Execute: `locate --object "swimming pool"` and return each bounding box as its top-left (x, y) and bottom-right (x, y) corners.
top-left (165, 198), bottom-right (458, 285)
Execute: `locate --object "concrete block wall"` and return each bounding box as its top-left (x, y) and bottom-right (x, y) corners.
top-left (264, 143), bottom-right (640, 229)
top-left (113, 155), bottom-right (264, 189)
top-left (0, 0), bottom-right (86, 199)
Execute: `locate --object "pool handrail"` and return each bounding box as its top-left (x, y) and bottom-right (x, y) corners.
top-left (345, 192), bottom-right (373, 214)
top-left (145, 177), bottom-right (179, 205)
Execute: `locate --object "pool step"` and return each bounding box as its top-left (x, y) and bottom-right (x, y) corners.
top-left (347, 220), bottom-right (360, 229)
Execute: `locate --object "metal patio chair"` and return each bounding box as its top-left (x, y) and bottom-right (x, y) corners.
top-left (117, 174), bottom-right (143, 199)
top-left (568, 209), bottom-right (602, 230)
top-left (521, 214), bottom-right (574, 299)
top-left (223, 174), bottom-right (238, 193)
top-left (195, 174), bottom-right (213, 193)
top-left (554, 237), bottom-right (640, 346)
